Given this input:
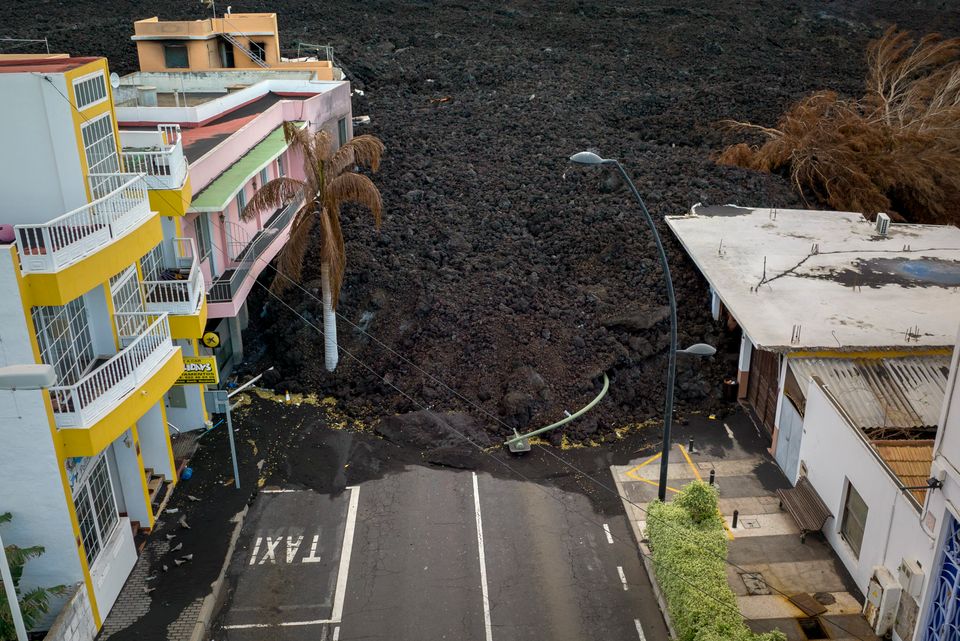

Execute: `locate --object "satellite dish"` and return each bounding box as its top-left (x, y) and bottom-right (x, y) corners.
top-left (109, 72), bottom-right (120, 89)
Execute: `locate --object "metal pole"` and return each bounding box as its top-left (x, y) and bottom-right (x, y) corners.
top-left (612, 161), bottom-right (677, 503)
top-left (223, 394), bottom-right (240, 489)
top-left (0, 532), bottom-right (29, 641)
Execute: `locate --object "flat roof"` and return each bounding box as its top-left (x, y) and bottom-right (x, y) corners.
top-left (0, 56), bottom-right (99, 74)
top-left (190, 123), bottom-right (301, 212)
top-left (666, 205), bottom-right (960, 350)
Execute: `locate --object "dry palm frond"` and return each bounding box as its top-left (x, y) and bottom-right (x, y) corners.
top-left (241, 177), bottom-right (306, 221)
top-left (718, 27), bottom-right (960, 224)
top-left (247, 120), bottom-right (386, 303)
top-left (330, 134), bottom-right (386, 175)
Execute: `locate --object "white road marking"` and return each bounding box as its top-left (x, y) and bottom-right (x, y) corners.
top-left (259, 537), bottom-right (280, 564)
top-left (260, 488), bottom-right (303, 493)
top-left (302, 534), bottom-right (323, 563)
top-left (724, 422), bottom-right (734, 439)
top-left (603, 523), bottom-right (614, 544)
top-left (617, 566), bottom-right (629, 590)
top-left (286, 536), bottom-right (303, 563)
top-left (332, 626), bottom-right (340, 641)
top-left (223, 618), bottom-right (332, 629)
top-left (331, 486), bottom-right (360, 623)
top-left (634, 619), bottom-right (647, 641)
top-left (472, 472), bottom-right (494, 641)
top-left (248, 537), bottom-right (261, 565)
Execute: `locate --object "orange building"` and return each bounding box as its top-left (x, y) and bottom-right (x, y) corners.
top-left (132, 13), bottom-right (339, 80)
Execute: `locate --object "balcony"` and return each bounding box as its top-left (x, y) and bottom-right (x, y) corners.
top-left (51, 312), bottom-right (172, 427)
top-left (142, 238), bottom-right (207, 338)
top-left (15, 173), bottom-right (152, 274)
top-left (208, 197), bottom-right (300, 308)
top-left (120, 125), bottom-right (192, 217)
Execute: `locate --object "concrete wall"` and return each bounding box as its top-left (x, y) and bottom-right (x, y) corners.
top-left (138, 402), bottom-right (173, 478)
top-left (0, 247), bottom-right (36, 366)
top-left (164, 340), bottom-right (207, 432)
top-left (798, 382), bottom-right (930, 594)
top-left (42, 583), bottom-right (96, 641)
top-left (0, 73), bottom-right (85, 224)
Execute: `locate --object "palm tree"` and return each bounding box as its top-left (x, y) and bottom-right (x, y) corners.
top-left (242, 122), bottom-right (384, 372)
top-left (1, 512), bottom-right (66, 640)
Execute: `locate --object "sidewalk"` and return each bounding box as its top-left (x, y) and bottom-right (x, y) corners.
top-left (612, 411), bottom-right (880, 641)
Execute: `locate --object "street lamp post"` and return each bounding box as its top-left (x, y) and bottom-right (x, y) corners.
top-left (570, 151), bottom-right (714, 501)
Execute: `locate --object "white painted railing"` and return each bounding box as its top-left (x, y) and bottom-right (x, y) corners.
top-left (50, 313), bottom-right (174, 428)
top-left (121, 134), bottom-right (187, 191)
top-left (15, 173), bottom-right (152, 274)
top-left (142, 237), bottom-right (204, 315)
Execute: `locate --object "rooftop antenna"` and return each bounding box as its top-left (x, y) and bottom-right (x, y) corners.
top-left (200, 0), bottom-right (216, 19)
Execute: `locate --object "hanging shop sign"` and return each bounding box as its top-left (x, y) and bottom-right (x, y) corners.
top-left (176, 356), bottom-right (220, 385)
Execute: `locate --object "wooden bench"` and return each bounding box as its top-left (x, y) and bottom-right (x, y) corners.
top-left (777, 476), bottom-right (832, 543)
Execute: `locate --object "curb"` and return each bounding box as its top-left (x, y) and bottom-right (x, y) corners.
top-left (611, 468), bottom-right (678, 640)
top-left (188, 504), bottom-right (249, 641)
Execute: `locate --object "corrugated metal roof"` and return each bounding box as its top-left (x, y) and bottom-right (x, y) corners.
top-left (789, 355), bottom-right (950, 431)
top-left (873, 440), bottom-right (934, 504)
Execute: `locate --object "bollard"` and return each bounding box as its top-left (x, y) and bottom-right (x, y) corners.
top-left (732, 510), bottom-right (739, 529)
top-left (688, 437), bottom-right (695, 453)
top-left (709, 469), bottom-right (716, 486)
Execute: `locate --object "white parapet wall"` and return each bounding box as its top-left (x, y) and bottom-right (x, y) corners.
top-left (42, 583), bottom-right (97, 641)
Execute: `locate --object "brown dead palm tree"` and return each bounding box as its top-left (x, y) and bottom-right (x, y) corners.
top-left (241, 121), bottom-right (385, 371)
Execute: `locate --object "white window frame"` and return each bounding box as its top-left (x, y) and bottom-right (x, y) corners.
top-left (81, 112), bottom-right (120, 182)
top-left (840, 480), bottom-right (868, 559)
top-left (33, 297), bottom-right (95, 386)
top-left (72, 70), bottom-right (108, 110)
top-left (72, 453), bottom-right (120, 566)
top-left (140, 244), bottom-right (165, 282)
top-left (110, 264), bottom-right (146, 343)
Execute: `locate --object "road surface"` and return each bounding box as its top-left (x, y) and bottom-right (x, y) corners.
top-left (214, 466), bottom-right (668, 641)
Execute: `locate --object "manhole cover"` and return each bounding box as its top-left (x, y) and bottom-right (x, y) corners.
top-left (740, 572), bottom-right (771, 595)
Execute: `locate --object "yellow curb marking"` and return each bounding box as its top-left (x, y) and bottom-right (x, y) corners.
top-left (625, 451), bottom-right (661, 480)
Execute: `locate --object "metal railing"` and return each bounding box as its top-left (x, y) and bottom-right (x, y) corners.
top-left (50, 313), bottom-right (174, 428)
top-left (207, 197), bottom-right (301, 303)
top-left (142, 237), bottom-right (204, 315)
top-left (220, 31), bottom-right (270, 68)
top-left (121, 125), bottom-right (187, 191)
top-left (15, 173), bottom-right (151, 274)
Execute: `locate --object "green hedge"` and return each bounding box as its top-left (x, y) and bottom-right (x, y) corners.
top-left (646, 481), bottom-right (786, 641)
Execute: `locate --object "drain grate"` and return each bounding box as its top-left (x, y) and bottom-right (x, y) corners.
top-left (798, 616), bottom-right (830, 639)
top-left (740, 572), bottom-right (771, 595)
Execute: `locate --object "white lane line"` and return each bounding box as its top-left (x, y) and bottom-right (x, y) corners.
top-left (634, 619), bottom-right (647, 641)
top-left (602, 523), bottom-right (614, 544)
top-left (223, 619), bottom-right (332, 629)
top-left (617, 566), bottom-right (629, 591)
top-left (332, 625), bottom-right (340, 641)
top-left (260, 488), bottom-right (304, 493)
top-left (472, 472), bottom-right (494, 641)
top-left (331, 485), bottom-right (360, 623)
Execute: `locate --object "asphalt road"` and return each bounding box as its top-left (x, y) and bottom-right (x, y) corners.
top-left (214, 466), bottom-right (668, 641)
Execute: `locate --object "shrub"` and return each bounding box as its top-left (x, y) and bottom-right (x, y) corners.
top-left (0, 513), bottom-right (67, 641)
top-left (646, 481), bottom-right (785, 641)
top-left (718, 27), bottom-right (960, 225)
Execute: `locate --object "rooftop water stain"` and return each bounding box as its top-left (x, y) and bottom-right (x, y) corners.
top-left (827, 257), bottom-right (960, 288)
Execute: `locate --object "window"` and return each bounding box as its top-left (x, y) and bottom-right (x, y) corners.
top-left (80, 113), bottom-right (120, 185)
top-left (236, 188), bottom-right (247, 214)
top-left (164, 43), bottom-right (189, 69)
top-left (193, 215), bottom-right (210, 260)
top-left (276, 155), bottom-right (286, 177)
top-left (250, 41), bottom-right (266, 63)
top-left (73, 71), bottom-right (107, 110)
top-left (259, 167), bottom-right (269, 187)
top-left (72, 454), bottom-right (119, 565)
top-left (110, 265), bottom-right (146, 342)
top-left (167, 385), bottom-right (187, 409)
top-left (32, 297), bottom-right (94, 386)
top-left (140, 244), bottom-right (164, 282)
top-left (337, 117), bottom-right (348, 147)
top-left (841, 481), bottom-right (868, 558)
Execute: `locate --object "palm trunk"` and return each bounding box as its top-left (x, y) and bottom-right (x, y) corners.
top-left (320, 262), bottom-right (339, 371)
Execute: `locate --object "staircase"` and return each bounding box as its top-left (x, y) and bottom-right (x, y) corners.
top-left (220, 32), bottom-right (270, 68)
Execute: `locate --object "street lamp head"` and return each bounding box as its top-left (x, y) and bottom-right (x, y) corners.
top-left (569, 151), bottom-right (609, 166)
top-left (678, 343), bottom-right (717, 357)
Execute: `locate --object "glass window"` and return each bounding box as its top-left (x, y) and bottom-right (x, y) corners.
top-left (73, 72), bottom-right (107, 110)
top-left (236, 188), bottom-right (247, 214)
top-left (259, 167), bottom-right (269, 187)
top-left (140, 244), bottom-right (164, 281)
top-left (164, 44), bottom-right (189, 69)
top-left (110, 265), bottom-right (146, 342)
top-left (250, 41), bottom-right (266, 62)
top-left (32, 297), bottom-right (94, 386)
top-left (276, 155), bottom-right (286, 177)
top-left (337, 117), bottom-right (348, 147)
top-left (80, 113), bottom-right (120, 185)
top-left (841, 482), bottom-right (868, 558)
top-left (194, 215), bottom-right (210, 260)
top-left (72, 454), bottom-right (119, 565)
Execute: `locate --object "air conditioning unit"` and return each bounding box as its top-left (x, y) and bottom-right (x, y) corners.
top-left (876, 212), bottom-right (891, 236)
top-left (898, 558), bottom-right (924, 599)
top-left (864, 566), bottom-right (902, 636)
